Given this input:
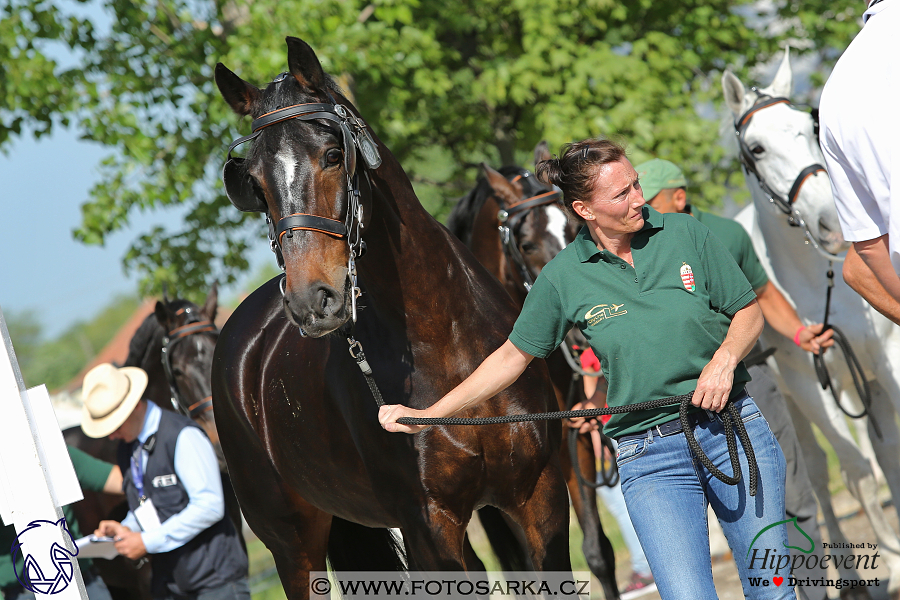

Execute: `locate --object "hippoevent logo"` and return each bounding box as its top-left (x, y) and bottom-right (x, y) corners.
top-left (584, 303), bottom-right (627, 327)
top-left (745, 516), bottom-right (881, 592)
top-left (10, 519), bottom-right (79, 595)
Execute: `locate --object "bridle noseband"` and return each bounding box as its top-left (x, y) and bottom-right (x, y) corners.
top-left (160, 308), bottom-right (219, 419)
top-left (733, 91), bottom-right (838, 260)
top-left (223, 74), bottom-right (383, 329)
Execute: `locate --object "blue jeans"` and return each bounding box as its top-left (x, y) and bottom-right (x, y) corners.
top-left (616, 394), bottom-right (795, 600)
top-left (597, 443), bottom-right (651, 577)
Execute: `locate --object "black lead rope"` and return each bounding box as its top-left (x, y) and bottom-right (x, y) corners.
top-left (349, 337), bottom-right (759, 496)
top-left (812, 265), bottom-right (881, 439)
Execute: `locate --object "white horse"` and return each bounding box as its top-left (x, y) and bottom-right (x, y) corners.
top-left (723, 49), bottom-right (900, 596)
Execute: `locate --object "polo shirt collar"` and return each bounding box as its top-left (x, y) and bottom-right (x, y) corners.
top-left (574, 205), bottom-right (665, 263)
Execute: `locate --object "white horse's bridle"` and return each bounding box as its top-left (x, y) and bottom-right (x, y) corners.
top-left (734, 90), bottom-right (844, 262)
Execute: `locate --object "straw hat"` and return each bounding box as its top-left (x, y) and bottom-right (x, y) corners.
top-left (81, 363), bottom-right (148, 438)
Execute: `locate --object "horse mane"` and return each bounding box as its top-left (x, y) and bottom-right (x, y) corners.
top-left (446, 165), bottom-right (531, 247)
top-left (124, 313), bottom-right (164, 369)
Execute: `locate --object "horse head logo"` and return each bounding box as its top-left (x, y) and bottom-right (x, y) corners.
top-left (11, 518), bottom-right (79, 595)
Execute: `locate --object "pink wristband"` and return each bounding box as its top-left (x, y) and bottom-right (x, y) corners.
top-left (793, 326), bottom-right (805, 347)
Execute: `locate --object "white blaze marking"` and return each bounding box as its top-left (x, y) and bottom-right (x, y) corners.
top-left (275, 146), bottom-right (297, 203)
top-left (546, 206), bottom-right (569, 249)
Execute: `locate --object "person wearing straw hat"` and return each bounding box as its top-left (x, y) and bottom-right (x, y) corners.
top-left (80, 363), bottom-right (249, 600)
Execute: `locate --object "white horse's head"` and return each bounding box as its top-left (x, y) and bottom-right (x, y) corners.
top-left (722, 48), bottom-right (848, 257)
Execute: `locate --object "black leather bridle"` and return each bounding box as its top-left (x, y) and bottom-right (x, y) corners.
top-left (222, 74), bottom-right (383, 328)
top-left (161, 310), bottom-right (219, 419)
top-left (494, 170), bottom-right (563, 292)
top-left (733, 90), bottom-right (827, 228)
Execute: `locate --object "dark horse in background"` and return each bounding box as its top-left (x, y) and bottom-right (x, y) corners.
top-left (63, 286), bottom-right (238, 600)
top-left (446, 152), bottom-right (620, 599)
top-left (212, 37), bottom-right (571, 598)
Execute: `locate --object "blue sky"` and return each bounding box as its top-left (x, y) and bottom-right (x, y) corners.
top-left (0, 129), bottom-right (271, 340)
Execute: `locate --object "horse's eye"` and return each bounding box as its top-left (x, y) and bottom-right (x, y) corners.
top-left (750, 144), bottom-right (765, 155)
top-left (521, 242), bottom-right (537, 254)
top-left (326, 148), bottom-right (343, 165)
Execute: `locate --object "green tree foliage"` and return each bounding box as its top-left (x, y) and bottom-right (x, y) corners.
top-left (0, 0), bottom-right (861, 297)
top-left (8, 293), bottom-right (141, 390)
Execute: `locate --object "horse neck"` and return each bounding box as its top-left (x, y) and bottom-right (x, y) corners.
top-left (357, 151), bottom-right (510, 318)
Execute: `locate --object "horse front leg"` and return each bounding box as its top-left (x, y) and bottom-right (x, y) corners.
top-left (504, 457), bottom-right (572, 574)
top-left (399, 500), bottom-right (470, 572)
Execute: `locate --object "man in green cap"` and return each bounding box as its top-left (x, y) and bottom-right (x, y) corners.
top-left (635, 157), bottom-right (832, 600)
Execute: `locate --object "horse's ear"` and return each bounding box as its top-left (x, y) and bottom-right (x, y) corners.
top-left (202, 282), bottom-right (219, 323)
top-left (286, 37), bottom-right (327, 91)
top-left (215, 63), bottom-right (261, 117)
top-left (154, 300), bottom-right (172, 329)
top-left (481, 163), bottom-right (520, 206)
top-left (534, 141), bottom-right (551, 167)
top-left (722, 70), bottom-right (747, 117)
top-left (761, 46), bottom-right (792, 99)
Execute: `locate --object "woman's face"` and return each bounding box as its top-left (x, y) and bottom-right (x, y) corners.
top-left (577, 158), bottom-right (646, 236)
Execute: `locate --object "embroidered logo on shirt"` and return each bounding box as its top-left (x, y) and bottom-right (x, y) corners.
top-left (152, 474), bottom-right (178, 488)
top-left (584, 303), bottom-right (628, 327)
top-left (680, 263), bottom-right (696, 292)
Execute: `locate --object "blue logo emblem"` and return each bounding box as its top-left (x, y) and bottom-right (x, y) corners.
top-left (10, 519), bottom-right (79, 595)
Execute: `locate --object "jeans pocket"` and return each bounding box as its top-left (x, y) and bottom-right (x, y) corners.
top-left (615, 438), bottom-right (647, 467)
top-left (739, 396), bottom-right (762, 423)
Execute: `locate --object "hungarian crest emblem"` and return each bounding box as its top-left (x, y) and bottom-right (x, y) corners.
top-left (680, 263), bottom-right (696, 292)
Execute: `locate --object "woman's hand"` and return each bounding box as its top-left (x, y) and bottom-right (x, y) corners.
top-left (693, 351), bottom-right (736, 412)
top-left (378, 404), bottom-right (431, 434)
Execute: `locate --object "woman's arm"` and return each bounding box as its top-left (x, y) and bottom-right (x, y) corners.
top-left (692, 299), bottom-right (763, 412)
top-left (378, 339), bottom-right (535, 434)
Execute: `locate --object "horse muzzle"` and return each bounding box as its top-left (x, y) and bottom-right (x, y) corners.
top-left (281, 277), bottom-right (351, 337)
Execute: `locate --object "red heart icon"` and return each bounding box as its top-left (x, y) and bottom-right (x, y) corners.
top-left (773, 577), bottom-right (783, 586)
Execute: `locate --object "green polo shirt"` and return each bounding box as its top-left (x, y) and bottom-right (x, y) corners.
top-left (0, 446), bottom-right (114, 589)
top-left (692, 206), bottom-right (769, 291)
top-left (509, 206), bottom-right (756, 438)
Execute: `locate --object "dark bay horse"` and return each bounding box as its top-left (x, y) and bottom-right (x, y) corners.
top-left (447, 158), bottom-right (620, 599)
top-left (64, 286), bottom-right (237, 600)
top-left (212, 37), bottom-right (571, 597)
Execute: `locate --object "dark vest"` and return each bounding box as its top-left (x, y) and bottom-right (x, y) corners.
top-left (118, 408), bottom-right (247, 596)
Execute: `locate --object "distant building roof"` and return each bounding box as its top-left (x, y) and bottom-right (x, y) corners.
top-left (56, 298), bottom-right (233, 396)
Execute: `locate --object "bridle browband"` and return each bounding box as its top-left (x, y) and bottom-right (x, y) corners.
top-left (733, 91), bottom-right (836, 260)
top-left (160, 308), bottom-right (219, 419)
top-left (223, 74), bottom-right (383, 329)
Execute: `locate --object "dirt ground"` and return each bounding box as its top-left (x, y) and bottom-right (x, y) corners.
top-left (611, 486), bottom-right (898, 600)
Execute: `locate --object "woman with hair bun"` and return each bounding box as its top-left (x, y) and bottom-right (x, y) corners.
top-left (380, 138), bottom-right (793, 599)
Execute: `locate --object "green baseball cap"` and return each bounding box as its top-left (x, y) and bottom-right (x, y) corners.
top-left (635, 158), bottom-right (687, 202)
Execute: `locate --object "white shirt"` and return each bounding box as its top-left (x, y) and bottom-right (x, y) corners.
top-left (819, 0), bottom-right (900, 273)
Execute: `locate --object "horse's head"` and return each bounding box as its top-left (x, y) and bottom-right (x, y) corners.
top-left (155, 285), bottom-right (219, 444)
top-left (722, 48), bottom-right (847, 256)
top-left (481, 162), bottom-right (574, 283)
top-left (216, 37), bottom-right (380, 337)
